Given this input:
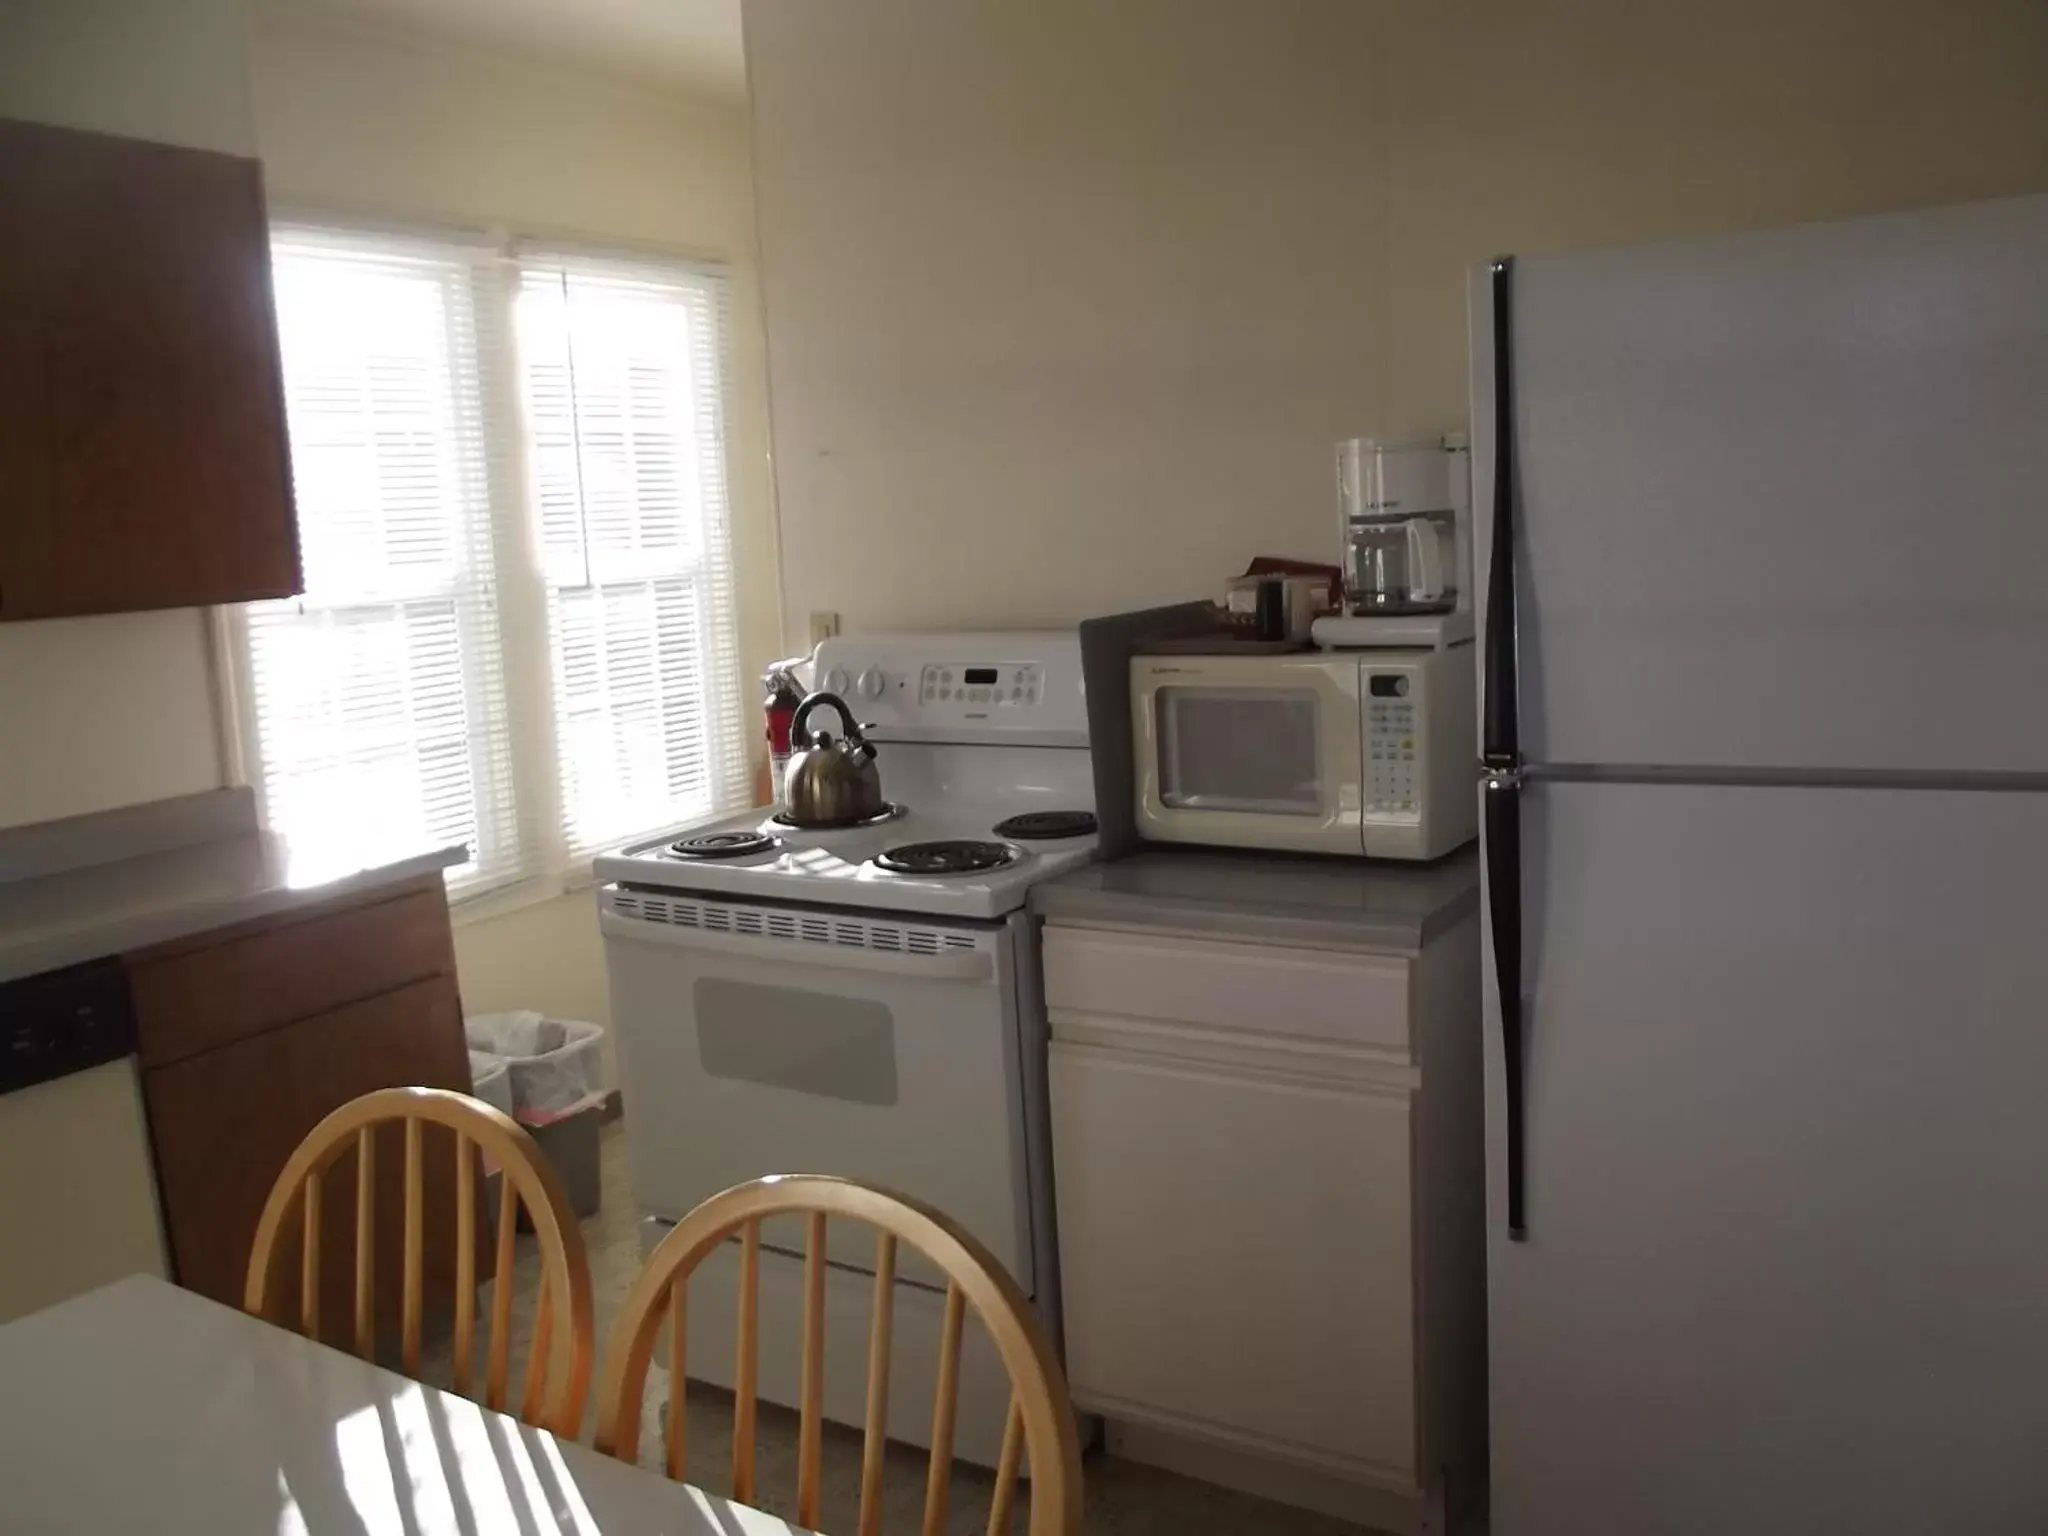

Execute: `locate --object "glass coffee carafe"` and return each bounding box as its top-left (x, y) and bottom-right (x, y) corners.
top-left (1346, 509), bottom-right (1457, 614)
top-left (1338, 439), bottom-right (1460, 615)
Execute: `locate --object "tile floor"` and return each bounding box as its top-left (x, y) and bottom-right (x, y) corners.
top-left (421, 1122), bottom-right (1378, 1535)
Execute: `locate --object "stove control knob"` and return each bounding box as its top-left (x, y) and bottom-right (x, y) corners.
top-left (858, 667), bottom-right (887, 700)
top-left (823, 665), bottom-right (851, 695)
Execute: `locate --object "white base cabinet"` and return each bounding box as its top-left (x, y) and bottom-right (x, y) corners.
top-left (1043, 913), bottom-right (1483, 1533)
top-left (1052, 1043), bottom-right (1416, 1477)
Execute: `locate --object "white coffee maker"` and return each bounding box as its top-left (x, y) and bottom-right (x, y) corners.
top-left (1316, 436), bottom-right (1474, 650)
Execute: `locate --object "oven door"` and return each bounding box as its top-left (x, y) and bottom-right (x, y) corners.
top-left (598, 889), bottom-right (1030, 1285)
top-left (1131, 655), bottom-right (1365, 854)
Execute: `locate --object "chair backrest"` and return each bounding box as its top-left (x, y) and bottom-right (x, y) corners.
top-left (243, 1086), bottom-right (594, 1437)
top-left (594, 1174), bottom-right (1083, 1536)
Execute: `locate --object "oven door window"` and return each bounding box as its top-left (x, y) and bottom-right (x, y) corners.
top-left (1157, 686), bottom-right (1322, 814)
top-left (693, 978), bottom-right (898, 1106)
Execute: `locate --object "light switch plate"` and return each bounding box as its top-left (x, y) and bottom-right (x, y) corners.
top-left (808, 610), bottom-right (840, 646)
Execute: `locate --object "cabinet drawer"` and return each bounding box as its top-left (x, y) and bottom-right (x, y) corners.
top-left (129, 885), bottom-right (454, 1067)
top-left (1043, 925), bottom-right (1410, 1056)
top-left (1051, 1040), bottom-right (1416, 1478)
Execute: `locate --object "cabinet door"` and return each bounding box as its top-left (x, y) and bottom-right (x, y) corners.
top-left (0, 117), bottom-right (299, 621)
top-left (143, 976), bottom-right (472, 1342)
top-left (1050, 1041), bottom-right (1417, 1481)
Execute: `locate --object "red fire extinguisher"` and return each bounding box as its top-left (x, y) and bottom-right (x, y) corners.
top-left (762, 660), bottom-right (805, 809)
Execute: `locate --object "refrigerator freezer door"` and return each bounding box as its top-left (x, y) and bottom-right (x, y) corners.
top-left (1470, 194), bottom-right (2048, 774)
top-left (1483, 779), bottom-right (2048, 1534)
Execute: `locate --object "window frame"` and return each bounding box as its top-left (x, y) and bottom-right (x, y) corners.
top-left (219, 214), bottom-right (753, 915)
top-left (513, 251), bottom-right (752, 864)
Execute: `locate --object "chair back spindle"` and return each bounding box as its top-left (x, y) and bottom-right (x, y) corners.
top-left (594, 1174), bottom-right (1081, 1536)
top-left (244, 1086), bottom-right (595, 1437)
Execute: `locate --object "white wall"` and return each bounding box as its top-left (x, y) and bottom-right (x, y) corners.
top-left (246, 4), bottom-right (779, 1044)
top-left (0, 0), bottom-right (255, 828)
top-left (744, 0), bottom-right (2048, 640)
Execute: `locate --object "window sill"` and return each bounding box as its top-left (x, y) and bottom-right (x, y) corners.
top-left (449, 875), bottom-right (574, 929)
top-left (447, 807), bottom-right (754, 930)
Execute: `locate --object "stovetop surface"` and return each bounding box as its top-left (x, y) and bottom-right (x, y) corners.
top-left (593, 801), bottom-right (1099, 920)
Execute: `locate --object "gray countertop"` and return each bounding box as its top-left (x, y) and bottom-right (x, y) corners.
top-left (0, 789), bottom-right (467, 984)
top-left (1031, 843), bottom-right (1480, 953)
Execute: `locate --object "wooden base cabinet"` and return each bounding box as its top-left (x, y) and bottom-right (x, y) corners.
top-left (129, 878), bottom-right (473, 1343)
top-left (1044, 916), bottom-right (1484, 1534)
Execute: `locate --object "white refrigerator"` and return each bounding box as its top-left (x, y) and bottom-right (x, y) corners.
top-left (1469, 192), bottom-right (2048, 1534)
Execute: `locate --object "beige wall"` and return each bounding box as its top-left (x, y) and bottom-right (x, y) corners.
top-left (0, 0), bottom-right (255, 153)
top-left (744, 0), bottom-right (2048, 639)
top-left (0, 0), bottom-right (255, 829)
top-left (0, 616), bottom-right (225, 828)
top-left (1378, 0), bottom-right (2048, 441)
top-left (247, 4), bottom-right (781, 1047)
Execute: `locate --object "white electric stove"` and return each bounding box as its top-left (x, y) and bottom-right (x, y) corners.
top-left (595, 631), bottom-right (1096, 1466)
top-left (591, 793), bottom-right (1098, 921)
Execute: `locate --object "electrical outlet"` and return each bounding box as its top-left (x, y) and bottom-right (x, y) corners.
top-left (808, 610), bottom-right (840, 646)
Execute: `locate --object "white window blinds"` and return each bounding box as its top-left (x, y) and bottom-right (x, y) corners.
top-left (233, 221), bottom-right (749, 898)
top-left (239, 227), bottom-right (524, 892)
top-left (515, 254), bottom-right (750, 861)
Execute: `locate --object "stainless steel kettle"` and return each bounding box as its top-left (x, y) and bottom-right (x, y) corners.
top-left (781, 692), bottom-right (886, 826)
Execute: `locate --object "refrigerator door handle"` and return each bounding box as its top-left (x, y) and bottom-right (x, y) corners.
top-left (1482, 254), bottom-right (1529, 1241)
top-left (1482, 255), bottom-right (1521, 769)
top-left (1484, 768), bottom-right (1528, 1240)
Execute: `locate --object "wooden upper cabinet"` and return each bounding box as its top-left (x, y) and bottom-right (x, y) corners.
top-left (0, 117), bottom-right (300, 622)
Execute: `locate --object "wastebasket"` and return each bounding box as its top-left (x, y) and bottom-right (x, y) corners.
top-left (467, 1050), bottom-right (513, 1120)
top-left (521, 1110), bottom-right (604, 1223)
top-left (465, 1011), bottom-right (607, 1219)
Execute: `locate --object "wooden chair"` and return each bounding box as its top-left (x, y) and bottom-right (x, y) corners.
top-left (594, 1174), bottom-right (1083, 1536)
top-left (243, 1086), bottom-right (595, 1437)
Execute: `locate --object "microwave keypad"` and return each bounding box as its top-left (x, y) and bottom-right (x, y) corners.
top-left (1367, 684), bottom-right (1420, 817)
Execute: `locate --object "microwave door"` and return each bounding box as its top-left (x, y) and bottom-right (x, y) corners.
top-left (1159, 686), bottom-right (1322, 814)
top-left (1137, 659), bottom-right (1365, 854)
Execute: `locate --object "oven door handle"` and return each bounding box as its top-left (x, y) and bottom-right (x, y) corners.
top-left (599, 910), bottom-right (997, 982)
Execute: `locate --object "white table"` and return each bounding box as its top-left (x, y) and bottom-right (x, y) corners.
top-left (0, 1274), bottom-right (803, 1535)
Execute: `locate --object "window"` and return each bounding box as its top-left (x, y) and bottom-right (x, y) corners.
top-left (231, 223), bottom-right (750, 896)
top-left (517, 257), bottom-right (747, 860)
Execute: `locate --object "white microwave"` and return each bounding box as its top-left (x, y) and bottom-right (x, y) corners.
top-left (1130, 647), bottom-right (1478, 860)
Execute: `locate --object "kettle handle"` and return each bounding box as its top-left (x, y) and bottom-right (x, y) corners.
top-left (790, 691), bottom-right (864, 750)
